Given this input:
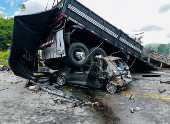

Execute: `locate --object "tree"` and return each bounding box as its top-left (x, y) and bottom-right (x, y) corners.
top-left (157, 44), bottom-right (168, 55)
top-left (19, 4), bottom-right (26, 15)
top-left (131, 36), bottom-right (143, 44)
top-left (0, 18), bottom-right (13, 51)
top-left (144, 43), bottom-right (160, 51)
top-left (0, 12), bottom-right (5, 18)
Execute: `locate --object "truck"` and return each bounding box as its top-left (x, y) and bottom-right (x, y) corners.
top-left (9, 0), bottom-right (156, 93)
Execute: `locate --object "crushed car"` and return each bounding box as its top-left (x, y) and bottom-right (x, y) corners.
top-left (51, 56), bottom-right (132, 93)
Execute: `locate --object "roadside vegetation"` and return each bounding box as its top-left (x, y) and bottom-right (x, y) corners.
top-left (145, 43), bottom-right (170, 56)
top-left (0, 50), bottom-right (10, 65)
top-left (0, 17), bottom-right (13, 65)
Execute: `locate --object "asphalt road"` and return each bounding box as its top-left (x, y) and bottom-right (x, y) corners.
top-left (0, 70), bottom-right (170, 124)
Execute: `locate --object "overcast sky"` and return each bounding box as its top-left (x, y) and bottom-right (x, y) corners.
top-left (0, 0), bottom-right (170, 45)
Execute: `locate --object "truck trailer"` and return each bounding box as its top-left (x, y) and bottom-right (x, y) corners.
top-left (9, 0), bottom-right (156, 88)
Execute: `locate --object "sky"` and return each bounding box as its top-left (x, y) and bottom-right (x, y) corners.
top-left (0, 0), bottom-right (170, 46)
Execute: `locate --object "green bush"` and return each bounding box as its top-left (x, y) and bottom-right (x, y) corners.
top-left (0, 50), bottom-right (10, 65)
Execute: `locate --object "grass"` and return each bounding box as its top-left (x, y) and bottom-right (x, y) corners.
top-left (0, 50), bottom-right (10, 65)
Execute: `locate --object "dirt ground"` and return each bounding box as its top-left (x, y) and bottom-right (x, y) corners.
top-left (0, 69), bottom-right (170, 124)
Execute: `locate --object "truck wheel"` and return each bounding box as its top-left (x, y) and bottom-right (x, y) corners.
top-left (89, 47), bottom-right (106, 62)
top-left (67, 43), bottom-right (89, 67)
top-left (56, 76), bottom-right (66, 86)
top-left (106, 83), bottom-right (117, 93)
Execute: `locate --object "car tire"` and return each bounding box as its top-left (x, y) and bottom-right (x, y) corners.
top-left (106, 83), bottom-right (117, 93)
top-left (56, 76), bottom-right (66, 86)
top-left (89, 47), bottom-right (106, 62)
top-left (66, 43), bottom-right (89, 67)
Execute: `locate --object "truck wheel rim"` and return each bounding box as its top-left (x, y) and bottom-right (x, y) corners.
top-left (57, 76), bottom-right (65, 85)
top-left (74, 48), bottom-right (86, 62)
top-left (106, 83), bottom-right (117, 93)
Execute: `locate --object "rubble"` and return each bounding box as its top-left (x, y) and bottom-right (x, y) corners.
top-left (158, 89), bottom-right (166, 93)
top-left (129, 95), bottom-right (135, 100)
top-left (130, 107), bottom-right (144, 113)
top-left (160, 81), bottom-right (170, 84)
top-left (0, 65), bottom-right (11, 71)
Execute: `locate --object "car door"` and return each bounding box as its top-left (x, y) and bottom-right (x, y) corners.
top-left (86, 64), bottom-right (101, 89)
top-left (67, 69), bottom-right (87, 86)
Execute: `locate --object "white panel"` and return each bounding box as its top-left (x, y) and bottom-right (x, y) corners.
top-left (56, 29), bottom-right (66, 57)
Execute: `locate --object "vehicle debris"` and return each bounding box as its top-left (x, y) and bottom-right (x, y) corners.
top-left (129, 107), bottom-right (134, 113)
top-left (158, 89), bottom-right (166, 93)
top-left (129, 107), bottom-right (143, 113)
top-left (40, 86), bottom-right (65, 97)
top-left (0, 65), bottom-right (11, 71)
top-left (129, 95), bottom-right (135, 100)
top-left (142, 74), bottom-right (161, 77)
top-left (84, 102), bottom-right (100, 107)
top-left (70, 89), bottom-right (76, 92)
top-left (160, 81), bottom-right (170, 84)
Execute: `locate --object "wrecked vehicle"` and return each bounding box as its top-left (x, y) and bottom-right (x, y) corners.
top-left (52, 56), bottom-right (132, 93)
top-left (9, 0), bottom-right (156, 92)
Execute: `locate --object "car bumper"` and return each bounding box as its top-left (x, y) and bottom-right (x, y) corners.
top-left (122, 78), bottom-right (132, 85)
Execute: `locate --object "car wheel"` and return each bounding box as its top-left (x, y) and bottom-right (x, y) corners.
top-left (66, 43), bottom-right (89, 67)
top-left (56, 76), bottom-right (66, 86)
top-left (89, 47), bottom-right (106, 62)
top-left (106, 83), bottom-right (117, 93)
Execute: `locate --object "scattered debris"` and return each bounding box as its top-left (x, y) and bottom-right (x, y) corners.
top-left (158, 89), bottom-right (166, 93)
top-left (84, 102), bottom-right (100, 107)
top-left (29, 85), bottom-right (39, 93)
top-left (0, 65), bottom-right (11, 71)
top-left (160, 81), bottom-right (170, 84)
top-left (15, 81), bottom-right (19, 84)
top-left (142, 74), bottom-right (161, 77)
top-left (129, 95), bottom-right (135, 100)
top-left (53, 99), bottom-right (71, 105)
top-left (134, 107), bottom-right (143, 111)
top-left (38, 85), bottom-right (101, 108)
top-left (40, 86), bottom-right (65, 96)
top-left (70, 89), bottom-right (76, 92)
top-left (129, 107), bottom-right (143, 113)
top-left (29, 85), bottom-right (38, 90)
top-left (129, 107), bottom-right (134, 113)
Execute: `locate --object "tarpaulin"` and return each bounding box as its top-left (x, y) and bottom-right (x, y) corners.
top-left (9, 7), bottom-right (61, 80)
top-left (10, 7), bottom-right (60, 58)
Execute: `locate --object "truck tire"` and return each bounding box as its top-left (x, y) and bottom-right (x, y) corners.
top-left (89, 47), bottom-right (106, 62)
top-left (65, 43), bottom-right (89, 67)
